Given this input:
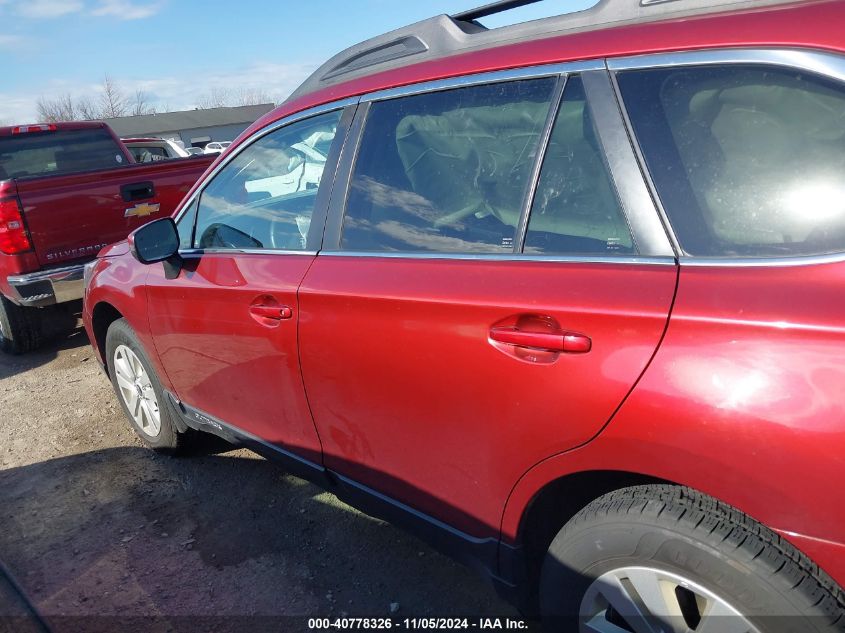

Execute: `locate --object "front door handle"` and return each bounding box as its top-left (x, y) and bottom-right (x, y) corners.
top-left (489, 326), bottom-right (591, 354)
top-left (250, 305), bottom-right (293, 321)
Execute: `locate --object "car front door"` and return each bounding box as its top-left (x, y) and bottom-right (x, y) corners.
top-left (298, 69), bottom-right (678, 537)
top-left (145, 105), bottom-right (353, 464)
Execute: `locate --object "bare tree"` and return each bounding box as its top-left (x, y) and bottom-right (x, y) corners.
top-left (235, 87), bottom-right (272, 106)
top-left (131, 89), bottom-right (156, 116)
top-left (36, 93), bottom-right (77, 123)
top-left (31, 74), bottom-right (265, 123)
top-left (196, 86), bottom-right (273, 109)
top-left (77, 96), bottom-right (98, 121)
top-left (35, 97), bottom-right (60, 123)
top-left (196, 87), bottom-right (231, 109)
top-left (58, 93), bottom-right (77, 120)
top-left (99, 74), bottom-right (129, 119)
top-left (32, 76), bottom-right (151, 123)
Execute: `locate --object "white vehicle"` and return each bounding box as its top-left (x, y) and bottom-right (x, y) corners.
top-left (122, 137), bottom-right (190, 162)
top-left (185, 147), bottom-right (204, 156)
top-left (203, 141), bottom-right (232, 155)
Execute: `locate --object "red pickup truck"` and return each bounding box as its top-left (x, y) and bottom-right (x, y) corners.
top-left (0, 121), bottom-right (214, 353)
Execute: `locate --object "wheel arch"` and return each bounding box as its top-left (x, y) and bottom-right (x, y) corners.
top-left (90, 301), bottom-right (124, 372)
top-left (502, 452), bottom-right (845, 611)
top-left (503, 468), bottom-right (670, 610)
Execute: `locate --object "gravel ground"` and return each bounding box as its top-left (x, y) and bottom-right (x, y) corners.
top-left (0, 314), bottom-right (523, 632)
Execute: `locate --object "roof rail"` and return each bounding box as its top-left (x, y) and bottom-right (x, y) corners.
top-left (285, 0), bottom-right (806, 104)
top-left (453, 0), bottom-right (547, 23)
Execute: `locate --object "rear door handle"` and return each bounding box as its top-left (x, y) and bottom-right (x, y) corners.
top-left (489, 326), bottom-right (591, 353)
top-left (250, 305), bottom-right (293, 321)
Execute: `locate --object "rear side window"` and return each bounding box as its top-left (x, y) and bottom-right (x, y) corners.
top-left (128, 146), bottom-right (169, 162)
top-left (192, 109), bottom-right (342, 251)
top-left (341, 78), bottom-right (558, 253)
top-left (524, 76), bottom-right (633, 255)
top-left (618, 65), bottom-right (845, 258)
top-left (0, 128), bottom-right (126, 179)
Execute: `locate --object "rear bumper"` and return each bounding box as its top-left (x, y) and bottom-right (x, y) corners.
top-left (6, 263), bottom-right (86, 307)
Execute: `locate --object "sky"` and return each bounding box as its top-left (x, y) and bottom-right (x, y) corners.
top-left (0, 0), bottom-right (597, 124)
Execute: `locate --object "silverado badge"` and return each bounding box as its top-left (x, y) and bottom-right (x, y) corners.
top-left (124, 202), bottom-right (161, 218)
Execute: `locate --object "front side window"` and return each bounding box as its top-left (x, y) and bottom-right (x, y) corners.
top-left (341, 78), bottom-right (558, 253)
top-left (524, 76), bottom-right (633, 255)
top-left (193, 109), bottom-right (342, 251)
top-left (618, 64), bottom-right (845, 257)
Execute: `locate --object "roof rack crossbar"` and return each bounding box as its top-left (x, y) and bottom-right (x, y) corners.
top-left (452, 0), bottom-right (547, 23)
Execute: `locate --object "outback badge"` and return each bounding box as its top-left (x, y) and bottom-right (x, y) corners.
top-left (124, 202), bottom-right (161, 218)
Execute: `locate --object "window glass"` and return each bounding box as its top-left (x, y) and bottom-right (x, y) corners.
top-left (618, 65), bottom-right (845, 257)
top-left (524, 76), bottom-right (633, 255)
top-left (341, 78), bottom-right (558, 253)
top-left (128, 146), bottom-right (169, 162)
top-left (176, 198), bottom-right (198, 250)
top-left (0, 128), bottom-right (125, 179)
top-left (193, 110), bottom-right (342, 251)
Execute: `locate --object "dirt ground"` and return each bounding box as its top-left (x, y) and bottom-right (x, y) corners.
top-left (0, 315), bottom-right (523, 632)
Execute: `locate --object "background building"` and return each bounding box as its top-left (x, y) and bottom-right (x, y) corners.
top-left (103, 103), bottom-right (275, 148)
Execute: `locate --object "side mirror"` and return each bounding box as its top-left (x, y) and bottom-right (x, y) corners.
top-left (129, 217), bottom-right (179, 264)
top-left (129, 218), bottom-right (184, 279)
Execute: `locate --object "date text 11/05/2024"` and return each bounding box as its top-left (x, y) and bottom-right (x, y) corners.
top-left (307, 618), bottom-right (530, 630)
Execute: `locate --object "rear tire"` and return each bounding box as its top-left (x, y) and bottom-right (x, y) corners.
top-left (540, 485), bottom-right (845, 632)
top-left (105, 318), bottom-right (193, 454)
top-left (0, 296), bottom-right (42, 354)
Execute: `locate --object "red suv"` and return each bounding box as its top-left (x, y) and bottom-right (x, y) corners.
top-left (83, 0), bottom-right (845, 628)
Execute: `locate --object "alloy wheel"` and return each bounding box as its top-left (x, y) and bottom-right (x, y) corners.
top-left (580, 566), bottom-right (760, 633)
top-left (113, 344), bottom-right (161, 437)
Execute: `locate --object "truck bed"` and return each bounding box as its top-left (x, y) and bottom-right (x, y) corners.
top-left (16, 155), bottom-right (214, 268)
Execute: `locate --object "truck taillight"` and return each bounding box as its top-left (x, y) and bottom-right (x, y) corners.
top-left (0, 197), bottom-right (32, 254)
top-left (11, 124), bottom-right (57, 135)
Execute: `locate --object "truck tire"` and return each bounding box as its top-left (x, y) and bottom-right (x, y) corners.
top-left (105, 318), bottom-right (193, 454)
top-left (540, 485), bottom-right (845, 633)
top-left (0, 296), bottom-right (42, 354)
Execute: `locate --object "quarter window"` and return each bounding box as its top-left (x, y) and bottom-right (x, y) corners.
top-left (618, 65), bottom-right (845, 258)
top-left (341, 78), bottom-right (558, 253)
top-left (193, 110), bottom-right (342, 251)
top-left (524, 76), bottom-right (633, 255)
top-left (176, 198), bottom-right (198, 250)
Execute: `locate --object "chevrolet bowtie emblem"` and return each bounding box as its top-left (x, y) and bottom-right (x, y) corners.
top-left (124, 202), bottom-right (161, 218)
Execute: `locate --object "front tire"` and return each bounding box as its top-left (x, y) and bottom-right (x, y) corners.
top-left (0, 296), bottom-right (42, 354)
top-left (105, 318), bottom-right (191, 454)
top-left (540, 485), bottom-right (845, 633)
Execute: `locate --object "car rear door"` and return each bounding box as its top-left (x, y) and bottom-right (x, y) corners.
top-left (298, 66), bottom-right (678, 538)
top-left (145, 104), bottom-right (355, 466)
